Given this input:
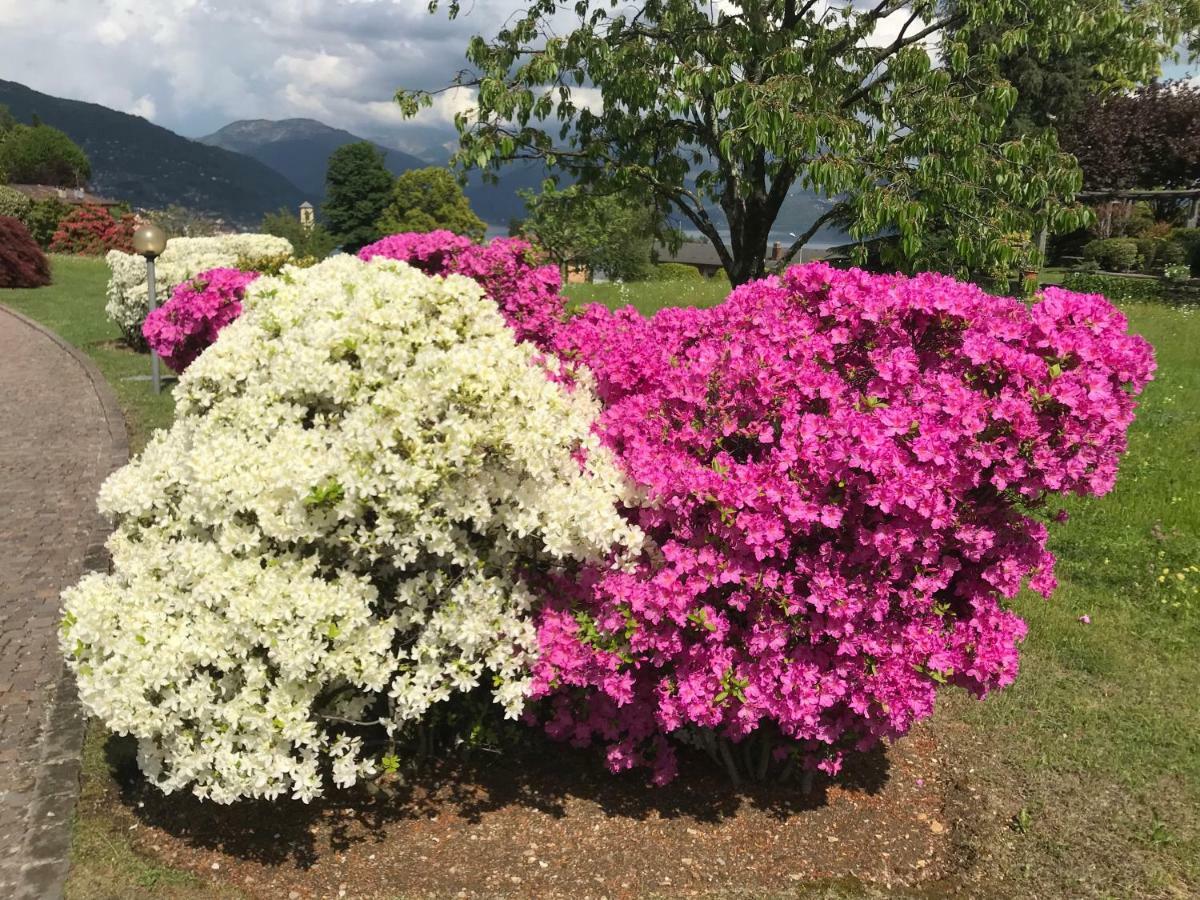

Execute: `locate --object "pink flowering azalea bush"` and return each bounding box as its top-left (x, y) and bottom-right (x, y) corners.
top-left (515, 264), bottom-right (1153, 784)
top-left (142, 267), bottom-right (259, 372)
top-left (358, 230), bottom-right (564, 344)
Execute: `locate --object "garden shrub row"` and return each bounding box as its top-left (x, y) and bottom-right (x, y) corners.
top-left (62, 237), bottom-right (1154, 799)
top-left (647, 262), bottom-right (705, 282)
top-left (1062, 271), bottom-right (1200, 305)
top-left (1082, 230), bottom-right (1200, 276)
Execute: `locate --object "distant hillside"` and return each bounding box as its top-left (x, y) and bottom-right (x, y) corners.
top-left (200, 119), bottom-right (428, 201)
top-left (0, 80), bottom-right (304, 225)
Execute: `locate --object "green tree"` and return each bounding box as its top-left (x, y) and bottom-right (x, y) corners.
top-left (376, 167), bottom-right (486, 240)
top-left (0, 124), bottom-right (91, 187)
top-left (518, 184), bottom-right (669, 280)
top-left (0, 105), bottom-right (15, 141)
top-left (401, 0), bottom-right (1196, 284)
top-left (322, 142), bottom-right (393, 252)
top-left (260, 208), bottom-right (339, 260)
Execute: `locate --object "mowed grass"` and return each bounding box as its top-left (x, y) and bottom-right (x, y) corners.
top-left (2, 255), bottom-right (174, 451)
top-left (564, 275), bottom-right (730, 315)
top-left (935, 301), bottom-right (1200, 897)
top-left (6, 257), bottom-right (1198, 897)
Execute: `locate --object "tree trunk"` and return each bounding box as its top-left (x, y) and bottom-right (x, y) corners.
top-left (723, 199), bottom-right (773, 286)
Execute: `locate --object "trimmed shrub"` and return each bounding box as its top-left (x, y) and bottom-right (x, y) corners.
top-left (1171, 228), bottom-right (1200, 275)
top-left (0, 185), bottom-right (31, 220)
top-left (1135, 238), bottom-right (1166, 273)
top-left (61, 254), bottom-right (642, 802)
top-left (648, 262), bottom-right (705, 282)
top-left (49, 204), bottom-right (137, 256)
top-left (0, 216), bottom-right (52, 288)
top-left (1082, 237), bottom-right (1140, 272)
top-left (22, 198), bottom-right (72, 248)
top-left (105, 234), bottom-right (293, 348)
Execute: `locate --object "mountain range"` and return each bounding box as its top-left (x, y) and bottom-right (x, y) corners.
top-left (200, 118), bottom-right (428, 201)
top-left (0, 79), bottom-right (303, 224)
top-left (0, 79), bottom-right (843, 243)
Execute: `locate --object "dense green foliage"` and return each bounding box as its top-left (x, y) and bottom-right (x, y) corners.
top-left (20, 197), bottom-right (71, 247)
top-left (260, 207), bottom-right (338, 260)
top-left (0, 123), bottom-right (91, 186)
top-left (402, 0), bottom-right (1194, 284)
top-left (322, 142), bottom-right (393, 252)
top-left (376, 167), bottom-right (486, 241)
top-left (518, 184), bottom-right (664, 280)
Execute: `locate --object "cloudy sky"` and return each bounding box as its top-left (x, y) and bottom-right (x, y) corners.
top-left (0, 0), bottom-right (1195, 151)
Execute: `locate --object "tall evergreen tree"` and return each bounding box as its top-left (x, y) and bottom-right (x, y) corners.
top-left (322, 142), bottom-right (393, 252)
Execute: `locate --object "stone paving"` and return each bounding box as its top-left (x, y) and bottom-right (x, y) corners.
top-left (0, 305), bottom-right (127, 899)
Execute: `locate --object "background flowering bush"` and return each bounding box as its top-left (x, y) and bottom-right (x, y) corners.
top-left (142, 267), bottom-right (259, 373)
top-left (48, 203), bottom-right (136, 256)
top-left (62, 254), bottom-right (642, 802)
top-left (105, 233), bottom-right (292, 348)
top-left (524, 264), bottom-right (1154, 783)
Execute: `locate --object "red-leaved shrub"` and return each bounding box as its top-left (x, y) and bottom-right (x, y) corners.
top-left (49, 204), bottom-right (136, 256)
top-left (0, 216), bottom-right (52, 288)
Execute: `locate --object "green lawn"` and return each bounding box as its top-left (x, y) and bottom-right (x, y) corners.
top-left (564, 276), bottom-right (730, 315)
top-left (5, 257), bottom-right (1198, 897)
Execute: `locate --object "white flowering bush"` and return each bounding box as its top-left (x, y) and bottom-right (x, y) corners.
top-left (63, 254), bottom-right (642, 802)
top-left (105, 234), bottom-right (293, 347)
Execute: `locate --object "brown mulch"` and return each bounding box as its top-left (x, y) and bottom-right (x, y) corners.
top-left (94, 726), bottom-right (955, 900)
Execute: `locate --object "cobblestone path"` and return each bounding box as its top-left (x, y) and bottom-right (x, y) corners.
top-left (0, 305), bottom-right (127, 899)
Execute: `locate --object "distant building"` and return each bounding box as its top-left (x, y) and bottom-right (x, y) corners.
top-left (8, 184), bottom-right (122, 209)
top-left (654, 239), bottom-right (827, 277)
top-left (299, 201), bottom-right (314, 231)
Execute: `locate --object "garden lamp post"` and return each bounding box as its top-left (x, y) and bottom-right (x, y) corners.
top-left (132, 223), bottom-right (167, 393)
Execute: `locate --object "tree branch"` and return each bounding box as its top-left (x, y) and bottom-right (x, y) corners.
top-left (780, 203), bottom-right (847, 265)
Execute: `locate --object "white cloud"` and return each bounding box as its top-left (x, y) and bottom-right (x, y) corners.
top-left (0, 0), bottom-right (520, 144)
top-left (126, 95), bottom-right (157, 120)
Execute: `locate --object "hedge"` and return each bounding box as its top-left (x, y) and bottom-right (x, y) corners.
top-left (1061, 272), bottom-right (1200, 305)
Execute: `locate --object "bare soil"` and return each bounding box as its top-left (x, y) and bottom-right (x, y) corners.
top-left (86, 725), bottom-right (955, 900)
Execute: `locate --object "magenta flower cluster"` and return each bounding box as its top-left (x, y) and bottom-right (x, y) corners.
top-left (358, 231), bottom-right (563, 344)
top-left (142, 268), bottom-right (260, 373)
top-left (530, 264), bottom-right (1149, 783)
